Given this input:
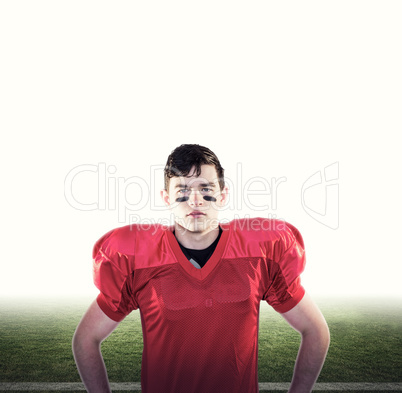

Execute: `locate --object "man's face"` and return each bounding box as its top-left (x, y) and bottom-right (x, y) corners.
top-left (161, 164), bottom-right (228, 233)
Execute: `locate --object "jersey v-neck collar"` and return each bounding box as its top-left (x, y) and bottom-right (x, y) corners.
top-left (166, 224), bottom-right (230, 281)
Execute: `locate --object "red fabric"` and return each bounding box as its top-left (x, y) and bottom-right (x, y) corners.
top-left (92, 218), bottom-right (306, 393)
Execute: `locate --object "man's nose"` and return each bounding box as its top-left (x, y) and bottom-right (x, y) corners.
top-left (188, 190), bottom-right (203, 206)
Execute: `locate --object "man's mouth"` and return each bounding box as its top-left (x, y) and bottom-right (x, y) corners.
top-left (188, 211), bottom-right (205, 217)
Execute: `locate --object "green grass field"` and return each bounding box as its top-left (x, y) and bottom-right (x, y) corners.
top-left (0, 296), bottom-right (401, 392)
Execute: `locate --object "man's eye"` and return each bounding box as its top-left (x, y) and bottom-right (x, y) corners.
top-left (179, 189), bottom-right (190, 194)
top-left (201, 188), bottom-right (212, 192)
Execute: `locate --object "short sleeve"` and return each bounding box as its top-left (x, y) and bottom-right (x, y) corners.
top-left (264, 222), bottom-right (306, 313)
top-left (92, 227), bottom-right (138, 322)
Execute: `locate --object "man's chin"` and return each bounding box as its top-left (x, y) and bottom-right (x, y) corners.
top-left (175, 218), bottom-right (210, 234)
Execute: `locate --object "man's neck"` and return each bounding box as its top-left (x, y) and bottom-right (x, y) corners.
top-left (174, 224), bottom-right (220, 250)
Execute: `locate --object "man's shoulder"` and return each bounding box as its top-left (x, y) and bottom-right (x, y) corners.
top-left (224, 217), bottom-right (304, 261)
top-left (93, 223), bottom-right (170, 257)
top-left (226, 217), bottom-right (303, 248)
top-left (228, 217), bottom-right (288, 236)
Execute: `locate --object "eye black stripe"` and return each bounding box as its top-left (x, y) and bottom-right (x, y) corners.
top-left (203, 196), bottom-right (217, 202)
top-left (175, 195), bottom-right (217, 202)
top-left (175, 196), bottom-right (189, 202)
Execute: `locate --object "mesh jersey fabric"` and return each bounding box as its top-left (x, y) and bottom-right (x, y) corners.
top-left (93, 218), bottom-right (306, 393)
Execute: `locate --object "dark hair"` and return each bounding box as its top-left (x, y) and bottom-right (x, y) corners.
top-left (164, 144), bottom-right (225, 190)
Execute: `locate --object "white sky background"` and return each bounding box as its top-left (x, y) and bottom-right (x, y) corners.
top-left (0, 1), bottom-right (401, 299)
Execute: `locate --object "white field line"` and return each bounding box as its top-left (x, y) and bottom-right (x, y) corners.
top-left (0, 382), bottom-right (401, 391)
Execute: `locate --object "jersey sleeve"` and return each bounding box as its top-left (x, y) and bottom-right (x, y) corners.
top-left (263, 222), bottom-right (306, 313)
top-left (92, 226), bottom-right (138, 322)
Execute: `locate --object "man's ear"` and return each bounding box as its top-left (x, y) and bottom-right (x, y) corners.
top-left (218, 186), bottom-right (229, 207)
top-left (161, 189), bottom-right (170, 206)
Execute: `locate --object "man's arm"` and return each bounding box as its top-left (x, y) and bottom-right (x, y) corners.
top-left (72, 300), bottom-right (121, 393)
top-left (281, 293), bottom-right (330, 393)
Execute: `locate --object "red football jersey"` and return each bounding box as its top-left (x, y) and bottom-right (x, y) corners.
top-left (93, 218), bottom-right (306, 393)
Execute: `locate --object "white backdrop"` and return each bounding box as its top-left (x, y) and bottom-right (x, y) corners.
top-left (1, 1), bottom-right (401, 299)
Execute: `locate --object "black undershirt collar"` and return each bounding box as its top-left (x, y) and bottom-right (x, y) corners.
top-left (175, 227), bottom-right (223, 269)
